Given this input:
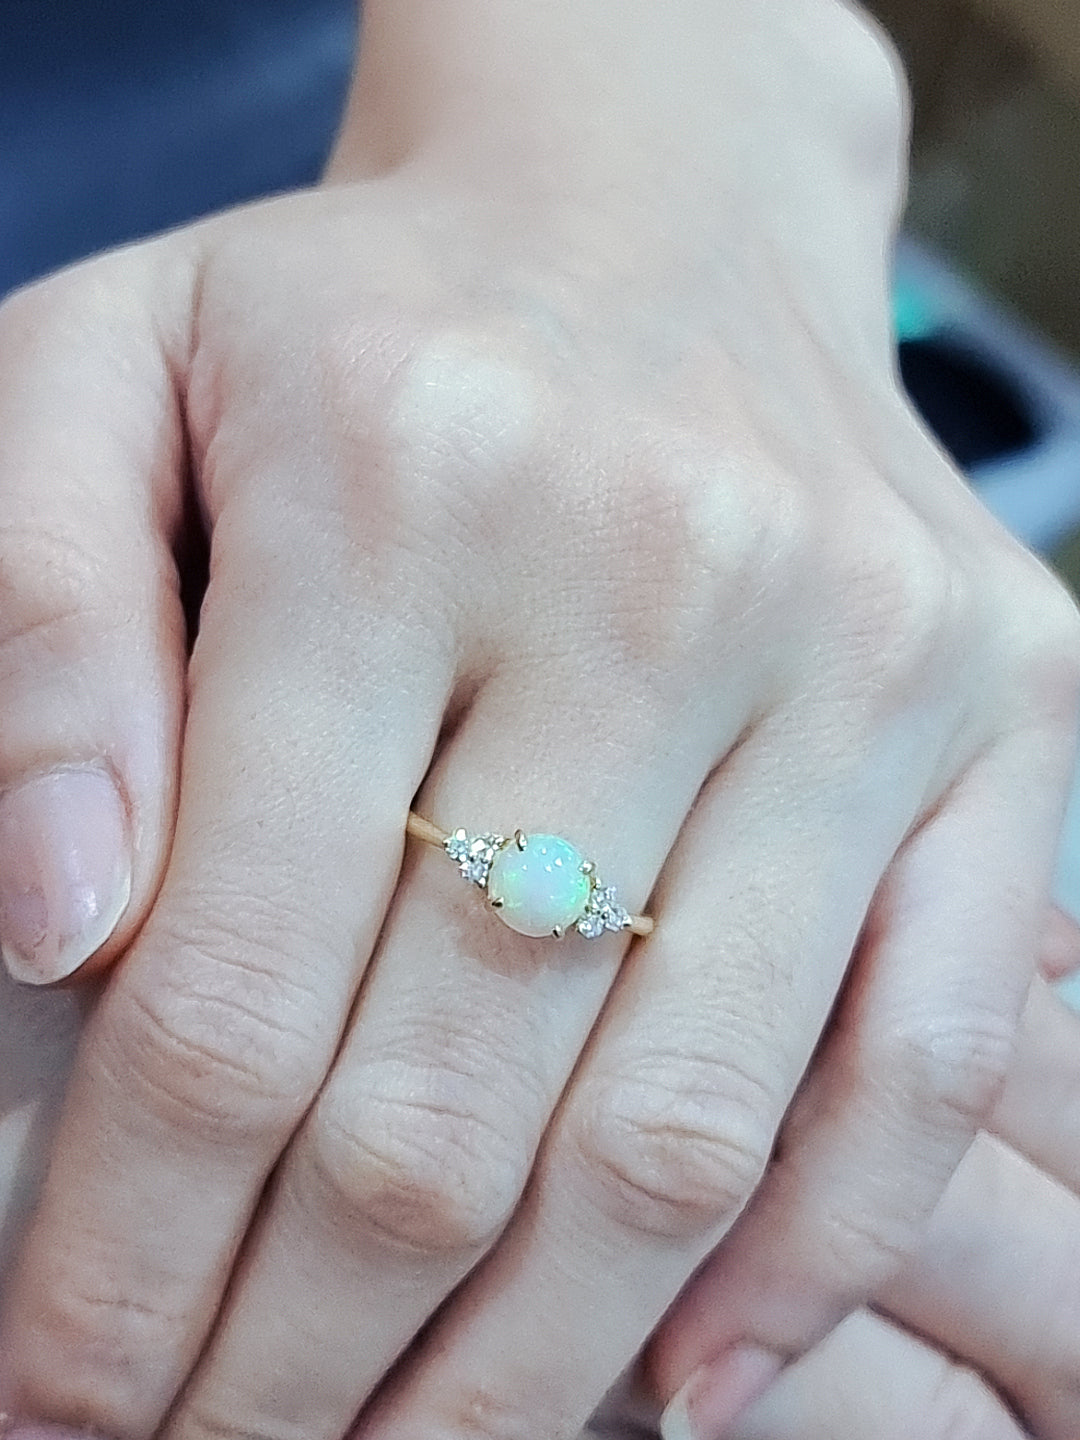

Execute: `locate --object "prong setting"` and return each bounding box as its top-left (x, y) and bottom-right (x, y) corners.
top-left (442, 826), bottom-right (634, 939)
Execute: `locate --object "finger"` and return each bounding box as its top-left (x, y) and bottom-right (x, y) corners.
top-left (592, 936), bottom-right (1080, 1440)
top-left (728, 1310), bottom-right (1027, 1440)
top-left (159, 654), bottom-right (726, 1440)
top-left (0, 458), bottom-right (456, 1438)
top-left (990, 976), bottom-right (1080, 1195)
top-left (645, 723), bottom-right (1071, 1431)
top-left (878, 1130), bottom-right (1080, 1439)
top-left (584, 1313), bottom-right (1027, 1440)
top-left (340, 703), bottom-right (931, 1440)
top-left (1038, 904), bottom-right (1080, 982)
top-left (0, 247), bottom-right (194, 986)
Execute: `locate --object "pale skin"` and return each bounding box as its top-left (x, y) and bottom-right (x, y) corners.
top-left (3, 919), bottom-right (1080, 1439)
top-left (1, 3), bottom-right (1080, 1440)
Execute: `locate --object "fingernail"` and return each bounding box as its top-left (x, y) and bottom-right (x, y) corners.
top-left (660, 1347), bottom-right (783, 1440)
top-left (0, 765), bottom-right (131, 985)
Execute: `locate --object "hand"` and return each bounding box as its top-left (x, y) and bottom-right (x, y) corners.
top-left (1, 5), bottom-right (1079, 1440)
top-left (642, 942), bottom-right (1080, 1439)
top-left (3, 920), bottom-right (1078, 1440)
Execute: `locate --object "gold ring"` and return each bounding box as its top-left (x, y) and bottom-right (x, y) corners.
top-left (407, 812), bottom-right (654, 940)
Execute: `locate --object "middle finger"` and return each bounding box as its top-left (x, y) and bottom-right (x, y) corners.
top-left (162, 659), bottom-right (725, 1440)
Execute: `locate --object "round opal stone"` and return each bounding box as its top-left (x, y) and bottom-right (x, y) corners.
top-left (486, 834), bottom-right (592, 938)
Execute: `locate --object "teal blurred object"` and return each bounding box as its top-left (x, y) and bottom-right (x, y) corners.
top-left (893, 240), bottom-right (1080, 553)
top-left (892, 276), bottom-right (938, 344)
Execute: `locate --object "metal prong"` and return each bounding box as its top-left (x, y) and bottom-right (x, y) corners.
top-left (514, 829), bottom-right (528, 850)
top-left (490, 897), bottom-right (504, 910)
top-left (552, 925), bottom-right (565, 939)
top-left (454, 827), bottom-right (468, 841)
top-left (581, 859), bottom-right (596, 876)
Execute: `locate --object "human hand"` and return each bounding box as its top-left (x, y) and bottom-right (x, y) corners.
top-left (640, 941), bottom-right (1080, 1440)
top-left (3, 918), bottom-right (1078, 1440)
top-left (2, 4), bottom-right (1080, 1440)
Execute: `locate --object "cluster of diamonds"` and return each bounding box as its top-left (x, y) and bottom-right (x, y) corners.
top-left (444, 829), bottom-right (506, 887)
top-left (443, 828), bottom-right (632, 939)
top-left (576, 884), bottom-right (631, 939)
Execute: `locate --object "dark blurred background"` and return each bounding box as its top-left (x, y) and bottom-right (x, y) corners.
top-left (0, 0), bottom-right (354, 298)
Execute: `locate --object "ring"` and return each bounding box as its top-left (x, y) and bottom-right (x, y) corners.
top-left (406, 812), bottom-right (654, 940)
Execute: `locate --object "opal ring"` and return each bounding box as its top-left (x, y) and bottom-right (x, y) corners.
top-left (406, 812), bottom-right (654, 940)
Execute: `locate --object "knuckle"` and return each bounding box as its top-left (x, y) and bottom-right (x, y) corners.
top-left (379, 330), bottom-right (544, 483)
top-left (612, 435), bottom-right (813, 656)
top-left (815, 1197), bottom-right (920, 1297)
top-left (572, 1059), bottom-right (776, 1241)
top-left (14, 1278), bottom-right (181, 1437)
top-left (881, 1008), bottom-right (1016, 1131)
top-left (0, 267), bottom-right (89, 341)
top-left (101, 905), bottom-right (338, 1142)
top-left (828, 519), bottom-right (970, 699)
top-left (299, 1083), bottom-right (526, 1256)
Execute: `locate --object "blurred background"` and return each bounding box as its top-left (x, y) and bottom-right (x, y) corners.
top-left (2, 0), bottom-right (1080, 998)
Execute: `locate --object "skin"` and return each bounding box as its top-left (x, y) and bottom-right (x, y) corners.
top-left (1, 3), bottom-right (1079, 1439)
top-left (3, 920), bottom-right (1079, 1440)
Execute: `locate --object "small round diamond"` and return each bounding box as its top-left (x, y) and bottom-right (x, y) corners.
top-left (577, 910), bottom-right (607, 940)
top-left (444, 830), bottom-right (504, 888)
top-left (577, 884), bottom-right (631, 938)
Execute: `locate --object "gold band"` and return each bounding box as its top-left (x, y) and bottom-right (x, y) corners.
top-left (407, 811), bottom-right (654, 938)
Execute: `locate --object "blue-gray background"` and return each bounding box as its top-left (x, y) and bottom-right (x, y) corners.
top-left (1, 0), bottom-right (355, 298)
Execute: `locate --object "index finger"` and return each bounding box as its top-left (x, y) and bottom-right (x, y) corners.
top-left (0, 492), bottom-right (453, 1440)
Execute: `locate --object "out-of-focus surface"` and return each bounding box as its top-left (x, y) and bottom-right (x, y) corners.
top-left (870, 0), bottom-right (1080, 363)
top-left (0, 0), bottom-right (353, 298)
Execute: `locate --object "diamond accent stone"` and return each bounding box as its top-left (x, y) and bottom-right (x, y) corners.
top-left (444, 829), bottom-right (505, 888)
top-left (577, 884), bottom-right (631, 939)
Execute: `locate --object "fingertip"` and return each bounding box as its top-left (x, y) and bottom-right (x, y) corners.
top-left (0, 764), bottom-right (132, 987)
top-left (660, 1350), bottom-right (783, 1440)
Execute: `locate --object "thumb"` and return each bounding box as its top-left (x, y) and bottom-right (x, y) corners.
top-left (0, 239), bottom-right (197, 986)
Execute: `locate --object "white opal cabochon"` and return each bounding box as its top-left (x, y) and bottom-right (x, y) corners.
top-left (486, 834), bottom-right (593, 938)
